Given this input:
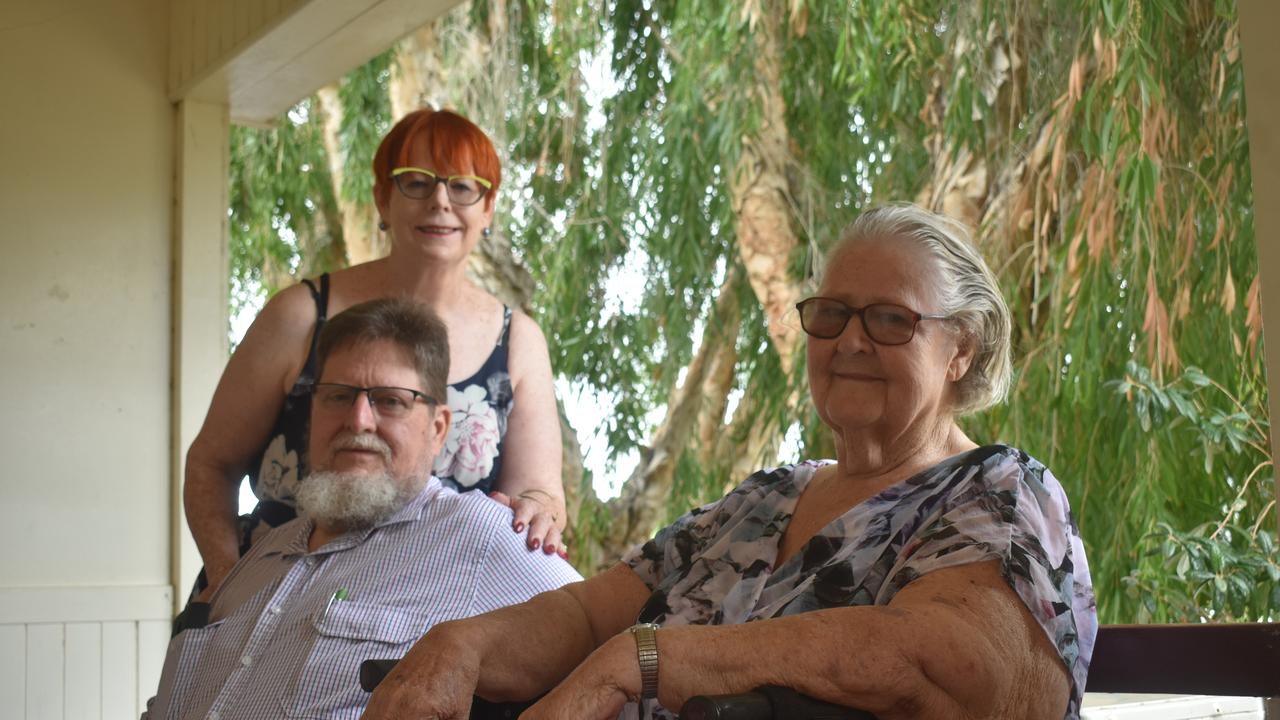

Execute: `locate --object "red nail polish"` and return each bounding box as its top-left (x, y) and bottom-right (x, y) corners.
top-left (515, 522), bottom-right (524, 532)
top-left (558, 549), bottom-right (570, 560)
top-left (530, 539), bottom-right (540, 550)
top-left (545, 544), bottom-right (556, 554)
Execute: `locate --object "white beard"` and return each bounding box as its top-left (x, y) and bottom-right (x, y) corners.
top-left (295, 468), bottom-right (424, 532)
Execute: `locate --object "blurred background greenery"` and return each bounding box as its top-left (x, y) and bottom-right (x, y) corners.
top-left (226, 0), bottom-right (1276, 624)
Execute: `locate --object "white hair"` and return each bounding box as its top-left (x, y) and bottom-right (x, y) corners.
top-left (299, 431), bottom-right (426, 530)
top-left (296, 468), bottom-right (412, 531)
top-left (821, 203), bottom-right (1013, 415)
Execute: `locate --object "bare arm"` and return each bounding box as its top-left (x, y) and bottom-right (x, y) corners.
top-left (524, 561), bottom-right (1071, 720)
top-left (491, 311), bottom-right (568, 552)
top-left (361, 563), bottom-right (650, 719)
top-left (183, 284), bottom-right (317, 592)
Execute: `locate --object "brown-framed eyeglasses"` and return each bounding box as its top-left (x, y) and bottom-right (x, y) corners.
top-left (795, 297), bottom-right (950, 345)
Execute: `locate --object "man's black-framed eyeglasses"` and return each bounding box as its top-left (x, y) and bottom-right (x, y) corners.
top-left (310, 383), bottom-right (438, 419)
top-left (795, 297), bottom-right (950, 346)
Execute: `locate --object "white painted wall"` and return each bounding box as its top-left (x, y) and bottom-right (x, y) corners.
top-left (1, 0), bottom-right (463, 715)
top-left (0, 0), bottom-right (174, 715)
top-left (1, 0), bottom-right (171, 588)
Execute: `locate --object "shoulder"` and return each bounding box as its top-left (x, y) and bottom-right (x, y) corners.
top-left (506, 308), bottom-right (550, 358)
top-left (955, 445), bottom-right (1067, 499)
top-left (423, 484), bottom-right (544, 551)
top-left (417, 481), bottom-right (508, 530)
top-left (504, 308), bottom-right (553, 385)
top-left (945, 445), bottom-right (1079, 535)
top-left (735, 461), bottom-right (819, 498)
top-left (314, 263), bottom-right (400, 315)
top-left (246, 281), bottom-right (321, 345)
top-left (432, 485), bottom-right (583, 583)
top-left (680, 462), bottom-right (818, 530)
top-left (231, 280), bottom-right (324, 387)
top-left (622, 463), bottom-right (819, 581)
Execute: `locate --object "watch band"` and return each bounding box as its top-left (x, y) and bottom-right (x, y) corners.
top-left (628, 622), bottom-right (660, 699)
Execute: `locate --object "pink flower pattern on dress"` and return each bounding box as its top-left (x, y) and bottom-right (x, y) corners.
top-left (434, 384), bottom-right (502, 488)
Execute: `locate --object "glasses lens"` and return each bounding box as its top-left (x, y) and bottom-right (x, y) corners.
top-left (394, 171), bottom-right (435, 199)
top-left (367, 388), bottom-right (417, 417)
top-left (864, 304), bottom-right (917, 345)
top-left (314, 384), bottom-right (357, 410)
top-left (446, 178), bottom-right (484, 206)
top-left (799, 299), bottom-right (851, 339)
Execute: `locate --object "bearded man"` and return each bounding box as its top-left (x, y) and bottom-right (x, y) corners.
top-left (145, 298), bottom-right (581, 719)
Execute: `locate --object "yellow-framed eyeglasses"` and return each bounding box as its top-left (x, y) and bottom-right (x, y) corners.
top-left (390, 167), bottom-right (493, 206)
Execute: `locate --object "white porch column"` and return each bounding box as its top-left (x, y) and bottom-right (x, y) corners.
top-left (172, 99), bottom-right (231, 609)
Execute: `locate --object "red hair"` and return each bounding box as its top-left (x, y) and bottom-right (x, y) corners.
top-left (372, 109), bottom-right (502, 209)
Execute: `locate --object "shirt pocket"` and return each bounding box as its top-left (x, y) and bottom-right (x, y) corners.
top-left (282, 600), bottom-right (441, 718)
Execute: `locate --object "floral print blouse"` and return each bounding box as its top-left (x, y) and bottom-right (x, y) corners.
top-left (621, 445), bottom-right (1097, 720)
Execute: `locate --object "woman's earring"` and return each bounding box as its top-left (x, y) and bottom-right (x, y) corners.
top-left (482, 227), bottom-right (492, 238)
top-left (378, 221), bottom-right (388, 231)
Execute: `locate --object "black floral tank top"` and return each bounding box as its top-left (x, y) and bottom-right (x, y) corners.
top-left (432, 307), bottom-right (514, 493)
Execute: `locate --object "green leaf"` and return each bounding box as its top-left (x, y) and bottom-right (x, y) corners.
top-left (1184, 366), bottom-right (1212, 387)
top-left (1176, 554), bottom-right (1191, 579)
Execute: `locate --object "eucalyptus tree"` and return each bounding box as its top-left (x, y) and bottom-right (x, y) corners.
top-left (228, 0), bottom-right (1275, 622)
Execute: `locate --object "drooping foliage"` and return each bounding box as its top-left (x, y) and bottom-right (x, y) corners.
top-left (227, 0), bottom-right (1276, 622)
top-left (227, 103), bottom-right (340, 322)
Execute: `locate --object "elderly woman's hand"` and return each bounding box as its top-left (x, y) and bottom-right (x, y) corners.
top-left (490, 489), bottom-right (568, 557)
top-left (517, 632), bottom-right (636, 720)
top-left (360, 621), bottom-right (482, 720)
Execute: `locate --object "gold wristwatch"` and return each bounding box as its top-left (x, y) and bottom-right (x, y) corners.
top-left (628, 622), bottom-right (661, 700)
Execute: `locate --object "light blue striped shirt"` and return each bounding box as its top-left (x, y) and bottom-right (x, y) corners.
top-left (144, 477), bottom-right (581, 719)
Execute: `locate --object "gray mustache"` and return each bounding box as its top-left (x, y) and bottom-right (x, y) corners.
top-left (329, 432), bottom-right (392, 461)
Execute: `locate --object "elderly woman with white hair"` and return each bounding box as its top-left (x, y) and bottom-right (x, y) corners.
top-left (363, 204), bottom-right (1097, 720)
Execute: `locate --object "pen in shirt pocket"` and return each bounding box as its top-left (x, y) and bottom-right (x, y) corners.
top-left (319, 587), bottom-right (349, 622)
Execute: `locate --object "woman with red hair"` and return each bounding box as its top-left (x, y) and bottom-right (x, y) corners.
top-left (182, 109), bottom-right (567, 603)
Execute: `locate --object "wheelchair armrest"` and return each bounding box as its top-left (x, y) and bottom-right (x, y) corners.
top-left (679, 686), bottom-right (878, 720)
top-left (360, 659), bottom-right (400, 693)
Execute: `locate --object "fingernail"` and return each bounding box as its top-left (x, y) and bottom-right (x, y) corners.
top-left (515, 522), bottom-right (524, 532)
top-left (530, 539), bottom-right (540, 550)
top-left (544, 544), bottom-right (556, 554)
top-left (558, 549), bottom-right (569, 560)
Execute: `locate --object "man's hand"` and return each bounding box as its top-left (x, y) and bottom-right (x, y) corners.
top-left (361, 622), bottom-right (482, 720)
